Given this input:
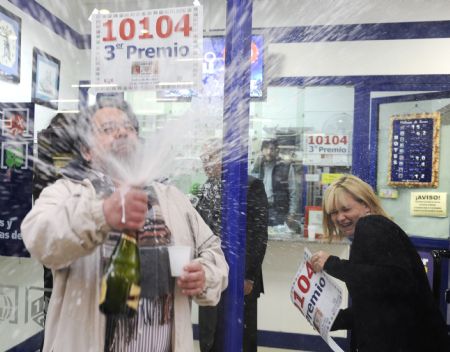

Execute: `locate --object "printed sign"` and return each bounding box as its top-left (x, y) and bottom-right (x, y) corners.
top-left (291, 248), bottom-right (344, 352)
top-left (378, 188), bottom-right (399, 199)
top-left (388, 113), bottom-right (440, 188)
top-left (0, 103), bottom-right (34, 257)
top-left (0, 285), bottom-right (19, 324)
top-left (303, 134), bottom-right (350, 166)
top-left (321, 173), bottom-right (344, 185)
top-left (0, 284), bottom-right (50, 329)
top-left (410, 192), bottom-right (447, 217)
top-left (25, 286), bottom-right (50, 328)
top-left (91, 6), bottom-right (203, 92)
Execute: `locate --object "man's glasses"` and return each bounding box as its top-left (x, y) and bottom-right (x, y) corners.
top-left (96, 121), bottom-right (136, 135)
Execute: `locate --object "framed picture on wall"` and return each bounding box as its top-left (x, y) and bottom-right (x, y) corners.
top-left (32, 48), bottom-right (60, 109)
top-left (0, 5), bottom-right (21, 83)
top-left (1, 140), bottom-right (29, 170)
top-left (0, 106), bottom-right (32, 138)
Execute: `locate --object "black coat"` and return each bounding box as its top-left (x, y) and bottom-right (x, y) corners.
top-left (325, 215), bottom-right (450, 352)
top-left (196, 176), bottom-right (268, 297)
top-left (246, 176), bottom-right (268, 298)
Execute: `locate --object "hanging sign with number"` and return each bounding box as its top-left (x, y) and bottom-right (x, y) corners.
top-left (91, 6), bottom-right (203, 92)
top-left (303, 133), bottom-right (351, 166)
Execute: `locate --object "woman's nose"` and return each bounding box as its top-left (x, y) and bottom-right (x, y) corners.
top-left (335, 212), bottom-right (345, 222)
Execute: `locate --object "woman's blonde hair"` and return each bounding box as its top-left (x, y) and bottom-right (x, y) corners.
top-left (322, 174), bottom-right (388, 240)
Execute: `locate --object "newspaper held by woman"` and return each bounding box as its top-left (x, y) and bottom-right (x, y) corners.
top-left (290, 247), bottom-right (344, 352)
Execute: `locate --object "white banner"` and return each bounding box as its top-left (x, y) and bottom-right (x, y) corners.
top-left (91, 6), bottom-right (203, 92)
top-left (290, 247), bottom-right (344, 352)
top-left (303, 133), bottom-right (351, 166)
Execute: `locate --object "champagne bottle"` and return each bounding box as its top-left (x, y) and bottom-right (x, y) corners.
top-left (99, 232), bottom-right (141, 316)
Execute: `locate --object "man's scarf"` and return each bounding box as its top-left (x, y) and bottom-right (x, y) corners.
top-left (101, 185), bottom-right (174, 351)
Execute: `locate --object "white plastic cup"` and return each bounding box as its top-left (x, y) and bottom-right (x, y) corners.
top-left (168, 245), bottom-right (192, 277)
top-left (308, 225), bottom-right (317, 241)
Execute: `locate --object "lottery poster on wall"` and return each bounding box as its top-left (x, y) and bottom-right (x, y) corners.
top-left (303, 133), bottom-right (351, 166)
top-left (291, 247), bottom-right (344, 352)
top-left (91, 6), bottom-right (203, 92)
top-left (0, 103), bottom-right (34, 257)
top-left (388, 113), bottom-right (440, 188)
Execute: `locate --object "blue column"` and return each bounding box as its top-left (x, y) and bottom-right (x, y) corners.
top-left (220, 0), bottom-right (253, 351)
top-left (352, 86), bottom-right (371, 183)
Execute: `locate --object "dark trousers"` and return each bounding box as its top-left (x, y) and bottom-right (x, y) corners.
top-left (198, 295), bottom-right (258, 352)
top-left (199, 304), bottom-right (220, 352)
top-left (243, 294), bottom-right (258, 352)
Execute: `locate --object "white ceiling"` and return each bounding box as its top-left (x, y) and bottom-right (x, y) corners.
top-left (35, 0), bottom-right (450, 35)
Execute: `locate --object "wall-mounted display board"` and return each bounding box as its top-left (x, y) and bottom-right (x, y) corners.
top-left (388, 112), bottom-right (440, 188)
top-left (0, 103), bottom-right (34, 257)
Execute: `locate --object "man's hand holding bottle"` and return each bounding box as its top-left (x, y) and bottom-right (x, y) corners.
top-left (103, 187), bottom-right (148, 232)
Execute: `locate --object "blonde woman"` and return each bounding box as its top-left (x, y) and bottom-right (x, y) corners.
top-left (311, 175), bottom-right (449, 352)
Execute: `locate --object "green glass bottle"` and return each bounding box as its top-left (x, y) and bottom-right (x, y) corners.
top-left (99, 232), bottom-right (141, 316)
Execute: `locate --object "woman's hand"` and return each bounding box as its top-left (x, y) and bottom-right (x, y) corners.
top-left (311, 250), bottom-right (330, 273)
top-left (177, 261), bottom-right (206, 296)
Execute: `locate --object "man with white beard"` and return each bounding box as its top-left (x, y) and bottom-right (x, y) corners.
top-left (21, 100), bottom-right (228, 352)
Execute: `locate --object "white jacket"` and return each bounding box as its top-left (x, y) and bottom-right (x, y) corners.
top-left (21, 178), bottom-right (228, 352)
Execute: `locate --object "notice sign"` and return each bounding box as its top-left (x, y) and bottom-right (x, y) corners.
top-left (291, 248), bottom-right (344, 352)
top-left (388, 113), bottom-right (440, 188)
top-left (91, 6), bottom-right (203, 92)
top-left (410, 192), bottom-right (447, 217)
top-left (303, 134), bottom-right (350, 166)
top-left (321, 173), bottom-right (344, 185)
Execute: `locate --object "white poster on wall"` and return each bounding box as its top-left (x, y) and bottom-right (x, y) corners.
top-left (303, 133), bottom-right (351, 166)
top-left (291, 247), bottom-right (344, 352)
top-left (91, 6), bottom-right (203, 92)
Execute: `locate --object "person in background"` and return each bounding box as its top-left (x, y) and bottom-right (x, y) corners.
top-left (21, 101), bottom-right (228, 352)
top-left (251, 138), bottom-right (299, 229)
top-left (311, 175), bottom-right (450, 352)
top-left (197, 139), bottom-right (268, 352)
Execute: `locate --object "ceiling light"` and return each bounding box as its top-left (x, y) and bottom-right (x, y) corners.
top-left (55, 110), bottom-right (80, 114)
top-left (71, 83), bottom-right (118, 88)
top-left (157, 82), bottom-right (193, 86)
top-left (49, 99), bottom-right (80, 103)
